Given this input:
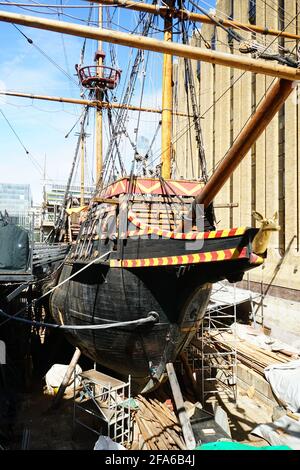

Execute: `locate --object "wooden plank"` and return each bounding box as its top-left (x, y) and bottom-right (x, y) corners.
top-left (93, 197), bottom-right (119, 205)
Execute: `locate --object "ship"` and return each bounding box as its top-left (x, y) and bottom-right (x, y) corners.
top-left (0, 2), bottom-right (298, 393)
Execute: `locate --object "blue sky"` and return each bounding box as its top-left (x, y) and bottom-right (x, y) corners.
top-left (0, 0), bottom-right (216, 203)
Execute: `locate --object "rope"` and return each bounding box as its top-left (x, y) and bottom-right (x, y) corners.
top-left (11, 24), bottom-right (79, 86)
top-left (0, 108), bottom-right (44, 175)
top-left (0, 310), bottom-right (159, 330)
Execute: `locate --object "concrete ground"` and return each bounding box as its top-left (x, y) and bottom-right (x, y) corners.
top-left (6, 380), bottom-right (273, 450)
top-left (211, 388), bottom-right (273, 446)
top-left (8, 383), bottom-right (96, 450)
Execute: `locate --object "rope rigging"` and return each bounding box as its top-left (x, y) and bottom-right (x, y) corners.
top-left (50, 106), bottom-right (90, 241)
top-left (98, 10), bottom-right (155, 189)
top-left (11, 23), bottom-right (79, 86)
top-left (179, 6), bottom-right (208, 181)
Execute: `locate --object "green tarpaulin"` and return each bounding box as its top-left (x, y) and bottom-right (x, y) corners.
top-left (197, 441), bottom-right (291, 450)
top-left (0, 224), bottom-right (29, 271)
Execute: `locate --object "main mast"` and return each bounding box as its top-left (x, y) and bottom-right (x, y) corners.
top-left (161, 1), bottom-right (173, 179)
top-left (95, 5), bottom-right (103, 184)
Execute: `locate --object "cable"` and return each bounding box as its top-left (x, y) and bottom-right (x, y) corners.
top-left (0, 108), bottom-right (45, 175)
top-left (0, 2), bottom-right (121, 7)
top-left (11, 24), bottom-right (79, 86)
top-left (0, 308), bottom-right (158, 330)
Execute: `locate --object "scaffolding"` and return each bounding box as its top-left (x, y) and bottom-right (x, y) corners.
top-left (73, 369), bottom-right (131, 446)
top-left (183, 280), bottom-right (262, 407)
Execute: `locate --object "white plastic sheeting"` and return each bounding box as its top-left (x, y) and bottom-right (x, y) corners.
top-left (264, 360), bottom-right (300, 413)
top-left (252, 415), bottom-right (300, 450)
top-left (94, 435), bottom-right (126, 450)
top-left (45, 363), bottom-right (82, 394)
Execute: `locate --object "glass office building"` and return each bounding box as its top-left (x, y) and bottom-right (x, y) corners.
top-left (0, 183), bottom-right (33, 228)
top-left (46, 183), bottom-right (95, 206)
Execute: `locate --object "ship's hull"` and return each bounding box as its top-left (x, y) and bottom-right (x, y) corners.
top-left (51, 231), bottom-right (262, 393)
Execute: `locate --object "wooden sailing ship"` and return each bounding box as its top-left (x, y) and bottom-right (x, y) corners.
top-left (0, 2), bottom-right (298, 392)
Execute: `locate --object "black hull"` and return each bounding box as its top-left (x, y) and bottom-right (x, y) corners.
top-left (51, 263), bottom-right (212, 392)
top-left (51, 231), bottom-right (260, 393)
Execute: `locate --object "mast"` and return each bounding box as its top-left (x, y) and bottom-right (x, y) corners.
top-left (161, 1), bottom-right (173, 179)
top-left (95, 5), bottom-right (103, 183)
top-left (80, 131), bottom-right (85, 206)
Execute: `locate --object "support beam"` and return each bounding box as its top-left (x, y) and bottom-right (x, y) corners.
top-left (166, 362), bottom-right (196, 450)
top-left (196, 79), bottom-right (294, 207)
top-left (0, 90), bottom-right (191, 117)
top-left (89, 0), bottom-right (300, 41)
top-left (0, 11), bottom-right (299, 81)
top-left (50, 347), bottom-right (81, 409)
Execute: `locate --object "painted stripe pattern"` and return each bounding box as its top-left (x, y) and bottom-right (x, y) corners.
top-left (100, 177), bottom-right (204, 198)
top-left (127, 210), bottom-right (247, 240)
top-left (109, 247), bottom-right (265, 268)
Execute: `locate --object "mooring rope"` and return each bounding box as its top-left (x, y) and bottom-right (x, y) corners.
top-left (0, 309), bottom-right (159, 330)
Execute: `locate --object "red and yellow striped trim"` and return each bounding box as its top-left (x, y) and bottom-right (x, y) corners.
top-left (128, 210), bottom-right (246, 240)
top-left (110, 247), bottom-right (255, 268)
top-left (249, 253), bottom-right (265, 265)
top-left (100, 177), bottom-right (204, 198)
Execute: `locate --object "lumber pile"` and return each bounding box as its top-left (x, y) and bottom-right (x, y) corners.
top-left (207, 330), bottom-right (294, 377)
top-left (130, 396), bottom-right (186, 450)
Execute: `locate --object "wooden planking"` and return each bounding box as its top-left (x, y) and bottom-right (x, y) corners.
top-left (130, 396), bottom-right (186, 450)
top-left (205, 330), bottom-right (296, 377)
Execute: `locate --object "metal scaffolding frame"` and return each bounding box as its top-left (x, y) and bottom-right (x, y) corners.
top-left (73, 369), bottom-right (131, 446)
top-left (183, 280), bottom-right (262, 407)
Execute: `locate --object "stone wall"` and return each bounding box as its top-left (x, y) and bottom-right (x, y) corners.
top-left (173, 0), bottom-right (300, 300)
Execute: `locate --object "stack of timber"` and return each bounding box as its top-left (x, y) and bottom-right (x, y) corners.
top-left (130, 396), bottom-right (186, 450)
top-left (205, 330), bottom-right (297, 377)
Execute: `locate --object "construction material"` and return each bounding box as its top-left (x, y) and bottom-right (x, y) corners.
top-left (166, 362), bottom-right (196, 450)
top-left (209, 330), bottom-right (293, 377)
top-left (132, 396), bottom-right (185, 450)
